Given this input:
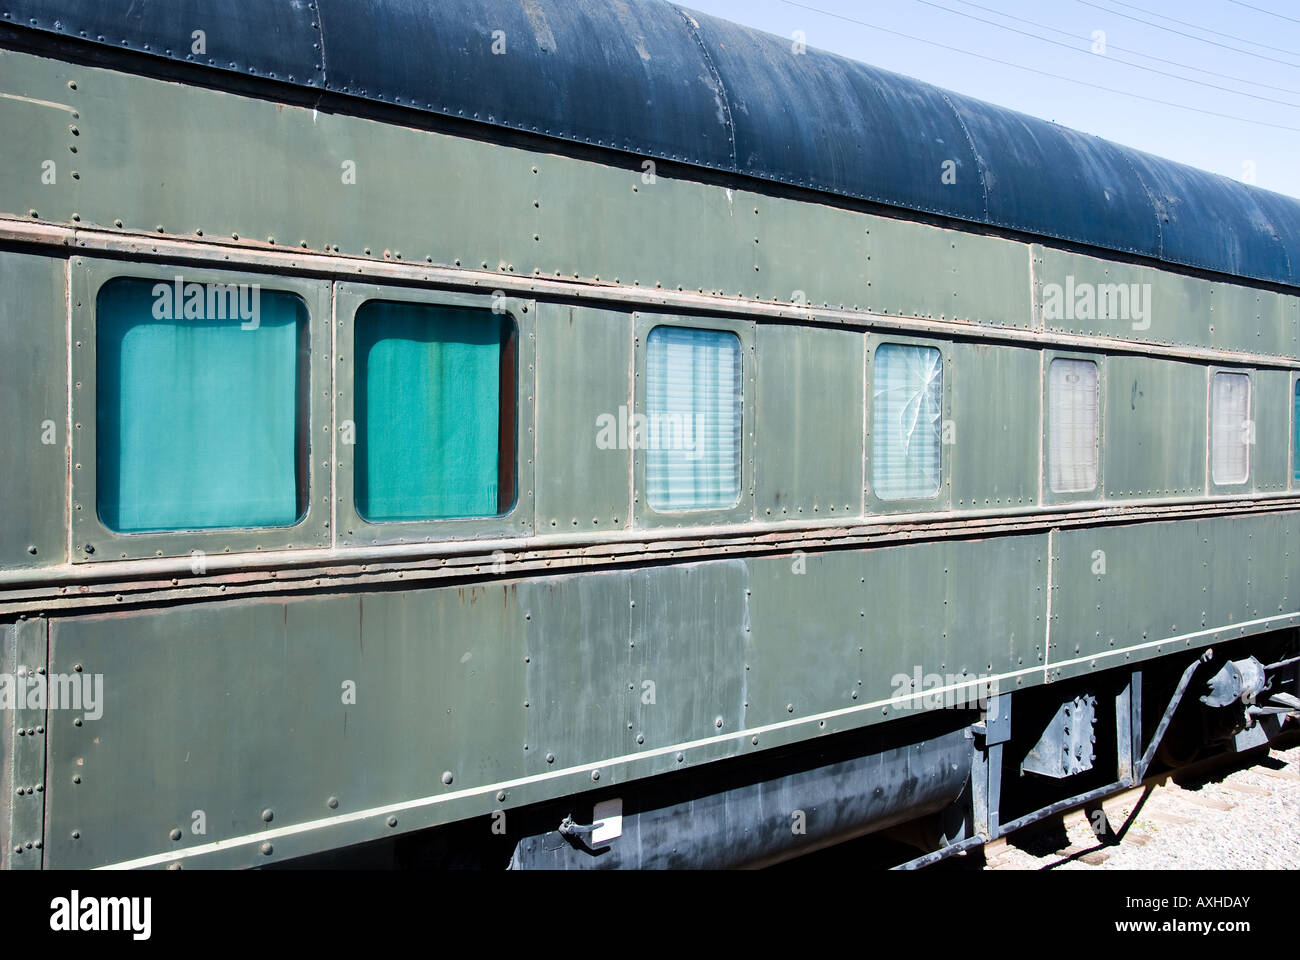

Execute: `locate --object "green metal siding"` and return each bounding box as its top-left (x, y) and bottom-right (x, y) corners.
top-left (0, 251), bottom-right (66, 570)
top-left (754, 324), bottom-right (864, 520)
top-left (1103, 356), bottom-right (1208, 498)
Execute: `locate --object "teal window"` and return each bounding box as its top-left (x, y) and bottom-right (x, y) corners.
top-left (96, 277), bottom-right (308, 533)
top-left (873, 343), bottom-right (943, 501)
top-left (355, 301), bottom-right (515, 522)
top-left (645, 326), bottom-right (742, 512)
top-left (1294, 381), bottom-right (1300, 483)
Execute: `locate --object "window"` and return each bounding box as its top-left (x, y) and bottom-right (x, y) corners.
top-left (96, 277), bottom-right (308, 533)
top-left (1048, 358), bottom-right (1100, 494)
top-left (1294, 380), bottom-right (1300, 484)
top-left (872, 344), bottom-right (942, 500)
top-left (1211, 372), bottom-right (1251, 486)
top-left (645, 326), bottom-right (742, 512)
top-left (354, 300), bottom-right (515, 521)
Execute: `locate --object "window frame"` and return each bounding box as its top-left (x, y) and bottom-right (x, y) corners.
top-left (1291, 372), bottom-right (1300, 491)
top-left (865, 335), bottom-right (952, 515)
top-left (1041, 351), bottom-right (1106, 506)
top-left (1207, 366), bottom-right (1254, 492)
top-left (334, 282), bottom-right (535, 546)
top-left (70, 258), bottom-right (331, 563)
top-left (633, 312), bottom-right (754, 528)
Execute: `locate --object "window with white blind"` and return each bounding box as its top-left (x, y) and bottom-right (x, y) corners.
top-left (1048, 358), bottom-right (1100, 495)
top-left (645, 326), bottom-right (742, 512)
top-left (872, 343), bottom-right (943, 501)
top-left (1211, 372), bottom-right (1251, 486)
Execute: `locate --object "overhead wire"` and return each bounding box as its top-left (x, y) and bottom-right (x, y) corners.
top-left (1225, 0), bottom-right (1300, 27)
top-left (904, 0), bottom-right (1300, 108)
top-left (1074, 0), bottom-right (1300, 70)
top-left (944, 0), bottom-right (1300, 98)
top-left (776, 0), bottom-right (1300, 133)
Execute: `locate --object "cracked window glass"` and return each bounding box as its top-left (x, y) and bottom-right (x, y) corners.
top-left (872, 344), bottom-right (942, 500)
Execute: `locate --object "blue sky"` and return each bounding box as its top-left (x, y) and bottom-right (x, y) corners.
top-left (680, 0), bottom-right (1300, 199)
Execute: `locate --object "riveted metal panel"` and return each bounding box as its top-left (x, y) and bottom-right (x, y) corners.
top-left (6, 50), bottom-right (539, 269)
top-left (950, 92), bottom-right (1158, 257)
top-left (6, 1), bottom-right (1300, 289)
top-left (744, 535), bottom-right (1047, 728)
top-left (521, 561), bottom-right (748, 766)
top-left (43, 587), bottom-right (529, 869)
top-left (1, 617), bottom-right (47, 869)
top-left (1047, 513), bottom-right (1300, 683)
top-left (1103, 355), bottom-right (1207, 499)
top-left (1036, 245), bottom-right (1212, 349)
top-left (531, 153), bottom-right (756, 295)
top-left (950, 341), bottom-right (1040, 511)
top-left (754, 324), bottom-right (863, 522)
top-left (749, 192), bottom-right (871, 309)
top-left (0, 250), bottom-right (66, 569)
top-left (68, 258), bottom-right (332, 562)
top-left (316, 0), bottom-right (731, 166)
top-left (332, 282), bottom-right (537, 547)
top-left (1123, 150), bottom-right (1293, 285)
top-left (0, 50), bottom-right (79, 226)
top-left (867, 217), bottom-right (1032, 327)
top-left (535, 304), bottom-right (632, 533)
top-left (2, 0), bottom-right (325, 86)
top-left (1209, 283), bottom-right (1292, 359)
top-left (1, 48), bottom-right (1292, 355)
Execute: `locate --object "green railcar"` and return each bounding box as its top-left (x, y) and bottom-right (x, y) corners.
top-left (0, 0), bottom-right (1297, 869)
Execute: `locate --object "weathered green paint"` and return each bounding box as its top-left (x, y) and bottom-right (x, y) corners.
top-left (1048, 512), bottom-right (1298, 682)
top-left (950, 341), bottom-right (1041, 510)
top-left (2, 43), bottom-right (1299, 870)
top-left (754, 324), bottom-right (864, 520)
top-left (3, 48), bottom-right (1291, 356)
top-left (1255, 369), bottom-right (1291, 493)
top-left (867, 218), bottom-right (1033, 328)
top-left (745, 535), bottom-right (1048, 727)
top-left (1103, 355), bottom-right (1208, 498)
top-left (0, 617), bottom-right (47, 869)
top-left (535, 305), bottom-right (631, 532)
top-left (0, 251), bottom-right (66, 569)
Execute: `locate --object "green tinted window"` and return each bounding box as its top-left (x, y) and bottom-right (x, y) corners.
top-left (354, 301), bottom-right (515, 522)
top-left (96, 277), bottom-right (308, 533)
top-left (1294, 380), bottom-right (1300, 483)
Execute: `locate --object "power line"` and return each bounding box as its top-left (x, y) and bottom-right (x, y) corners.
top-left (949, 0), bottom-right (1300, 98)
top-left (775, 0), bottom-right (1300, 133)
top-left (904, 0), bottom-right (1300, 109)
top-left (1075, 0), bottom-right (1300, 69)
top-left (1101, 0), bottom-right (1300, 59)
top-left (1226, 0), bottom-right (1300, 27)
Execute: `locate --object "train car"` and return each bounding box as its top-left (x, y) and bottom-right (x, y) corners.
top-left (1, 0), bottom-right (1298, 870)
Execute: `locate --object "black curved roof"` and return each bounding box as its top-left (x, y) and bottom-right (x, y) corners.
top-left (5, 0), bottom-right (1299, 289)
